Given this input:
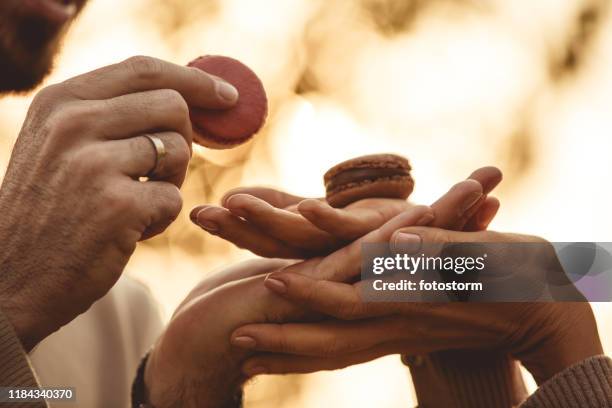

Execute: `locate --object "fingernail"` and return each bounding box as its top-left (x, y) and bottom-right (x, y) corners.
top-left (393, 233), bottom-right (422, 254)
top-left (244, 366), bottom-right (267, 377)
top-left (215, 79), bottom-right (239, 103)
top-left (196, 211), bottom-right (219, 232)
top-left (225, 196), bottom-right (249, 218)
top-left (199, 221), bottom-right (218, 232)
top-left (264, 277), bottom-right (287, 294)
top-left (416, 213), bottom-right (434, 226)
top-left (189, 207), bottom-right (203, 223)
top-left (229, 207), bottom-right (248, 218)
top-left (232, 336), bottom-right (256, 349)
top-left (461, 192), bottom-right (483, 213)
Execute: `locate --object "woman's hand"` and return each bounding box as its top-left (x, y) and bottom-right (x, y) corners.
top-left (145, 171), bottom-right (504, 407)
top-left (230, 228), bottom-right (603, 385)
top-left (190, 167), bottom-right (502, 258)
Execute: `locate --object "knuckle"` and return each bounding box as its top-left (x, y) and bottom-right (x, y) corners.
top-left (100, 97), bottom-right (125, 119)
top-left (105, 188), bottom-right (138, 214)
top-left (128, 135), bottom-right (148, 161)
top-left (414, 227), bottom-right (448, 245)
top-left (53, 144), bottom-right (112, 185)
top-left (159, 89), bottom-right (189, 116)
top-left (124, 55), bottom-right (164, 81)
top-left (337, 301), bottom-right (360, 320)
top-left (172, 142), bottom-right (191, 175)
top-left (434, 229), bottom-right (451, 244)
top-left (45, 103), bottom-right (92, 139)
top-left (275, 326), bottom-right (290, 353)
top-left (32, 84), bottom-right (63, 105)
top-left (301, 280), bottom-right (319, 304)
top-left (69, 144), bottom-right (109, 175)
top-left (530, 234), bottom-right (550, 246)
top-left (163, 186), bottom-right (183, 219)
top-left (173, 137), bottom-right (191, 171)
top-left (321, 336), bottom-right (341, 357)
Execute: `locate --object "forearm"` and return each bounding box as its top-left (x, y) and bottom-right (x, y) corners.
top-left (407, 350), bottom-right (527, 408)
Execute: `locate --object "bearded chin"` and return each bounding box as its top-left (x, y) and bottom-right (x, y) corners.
top-left (0, 18), bottom-right (63, 94)
top-left (0, 49), bottom-right (54, 93)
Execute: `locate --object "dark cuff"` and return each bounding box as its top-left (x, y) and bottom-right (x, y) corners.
top-left (131, 351), bottom-right (151, 408)
top-left (0, 307), bottom-right (47, 407)
top-left (521, 355), bottom-right (612, 408)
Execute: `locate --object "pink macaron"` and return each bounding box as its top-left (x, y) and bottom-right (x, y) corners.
top-left (188, 55), bottom-right (268, 149)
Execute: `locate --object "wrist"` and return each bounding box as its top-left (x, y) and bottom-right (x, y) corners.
top-left (518, 303), bottom-right (603, 384)
top-left (145, 339), bottom-right (245, 408)
top-left (526, 335), bottom-right (603, 384)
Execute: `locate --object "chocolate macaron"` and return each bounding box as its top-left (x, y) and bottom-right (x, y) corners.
top-left (188, 55), bottom-right (268, 149)
top-left (324, 154), bottom-right (414, 208)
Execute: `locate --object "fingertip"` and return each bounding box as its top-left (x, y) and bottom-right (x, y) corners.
top-left (188, 68), bottom-right (239, 108)
top-left (223, 193), bottom-right (240, 209)
top-left (213, 77), bottom-right (239, 105)
top-left (297, 198), bottom-right (329, 216)
top-left (477, 196), bottom-right (501, 229)
top-left (221, 190), bottom-right (239, 207)
top-left (189, 206), bottom-right (206, 223)
top-left (488, 166), bottom-right (503, 181)
top-left (222, 187), bottom-right (260, 207)
top-left (230, 334), bottom-right (257, 349)
top-left (417, 213), bottom-right (435, 226)
top-left (224, 193), bottom-right (257, 218)
top-left (264, 273), bottom-right (288, 294)
top-left (391, 228), bottom-right (424, 254)
top-left (468, 166), bottom-right (503, 193)
top-left (461, 178), bottom-right (484, 193)
top-left (411, 205), bottom-right (434, 221)
top-left (195, 206), bottom-right (225, 232)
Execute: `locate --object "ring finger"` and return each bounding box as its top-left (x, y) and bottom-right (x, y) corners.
top-left (107, 131), bottom-right (191, 187)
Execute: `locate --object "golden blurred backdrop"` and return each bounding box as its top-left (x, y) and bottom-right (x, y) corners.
top-left (1, 0), bottom-right (612, 406)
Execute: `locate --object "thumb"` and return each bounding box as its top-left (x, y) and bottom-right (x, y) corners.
top-left (390, 227), bottom-right (495, 258)
top-left (389, 226), bottom-right (510, 262)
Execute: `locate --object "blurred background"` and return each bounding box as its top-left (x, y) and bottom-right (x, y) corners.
top-left (1, 0), bottom-right (612, 406)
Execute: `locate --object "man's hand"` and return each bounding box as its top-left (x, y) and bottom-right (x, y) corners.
top-left (143, 259), bottom-right (294, 408)
top-left (231, 229), bottom-right (603, 385)
top-left (0, 56), bottom-right (238, 350)
top-left (190, 167), bottom-right (503, 258)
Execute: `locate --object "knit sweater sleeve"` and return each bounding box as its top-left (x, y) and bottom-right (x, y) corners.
top-left (407, 350), bottom-right (528, 408)
top-left (520, 355), bottom-right (612, 408)
top-left (0, 307), bottom-right (47, 408)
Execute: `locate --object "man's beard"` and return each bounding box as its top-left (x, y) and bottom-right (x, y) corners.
top-left (0, 16), bottom-right (65, 94)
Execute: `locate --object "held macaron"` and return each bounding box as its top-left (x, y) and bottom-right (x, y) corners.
top-left (188, 55), bottom-right (268, 149)
top-left (324, 154), bottom-right (414, 208)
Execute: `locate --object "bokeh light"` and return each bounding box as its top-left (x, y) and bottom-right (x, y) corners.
top-left (1, 0), bottom-right (611, 406)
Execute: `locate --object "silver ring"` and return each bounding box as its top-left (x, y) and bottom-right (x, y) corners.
top-left (143, 134), bottom-right (166, 178)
